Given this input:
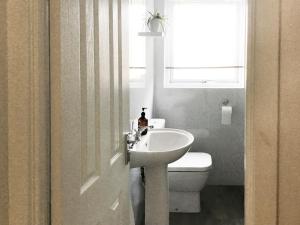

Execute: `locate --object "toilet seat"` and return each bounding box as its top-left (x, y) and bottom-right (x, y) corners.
top-left (168, 152), bottom-right (212, 172)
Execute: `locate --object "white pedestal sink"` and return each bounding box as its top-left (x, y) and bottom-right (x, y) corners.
top-left (129, 128), bottom-right (194, 225)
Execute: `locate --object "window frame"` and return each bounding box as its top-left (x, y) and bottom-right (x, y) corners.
top-left (164, 66), bottom-right (245, 88)
top-left (163, 0), bottom-right (247, 89)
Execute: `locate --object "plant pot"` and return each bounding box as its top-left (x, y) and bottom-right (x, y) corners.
top-left (149, 19), bottom-right (161, 32)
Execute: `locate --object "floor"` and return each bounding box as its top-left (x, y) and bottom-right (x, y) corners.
top-left (169, 186), bottom-right (244, 225)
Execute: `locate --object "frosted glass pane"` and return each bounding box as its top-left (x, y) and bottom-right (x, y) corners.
top-left (165, 0), bottom-right (246, 68)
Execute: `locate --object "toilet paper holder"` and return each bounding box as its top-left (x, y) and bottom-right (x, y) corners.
top-left (221, 99), bottom-right (232, 125)
top-left (221, 99), bottom-right (230, 107)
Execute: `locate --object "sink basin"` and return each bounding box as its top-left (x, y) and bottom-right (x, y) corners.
top-left (130, 128), bottom-right (194, 168)
top-left (129, 128), bottom-right (194, 225)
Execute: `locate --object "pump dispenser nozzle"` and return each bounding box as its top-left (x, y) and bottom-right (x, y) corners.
top-left (141, 107), bottom-right (147, 117)
top-left (138, 107), bottom-right (148, 135)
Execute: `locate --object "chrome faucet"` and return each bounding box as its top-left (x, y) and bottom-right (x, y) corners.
top-left (138, 125), bottom-right (154, 134)
top-left (127, 125), bottom-right (154, 149)
top-left (127, 129), bottom-right (142, 149)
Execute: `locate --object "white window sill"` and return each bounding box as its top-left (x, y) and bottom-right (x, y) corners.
top-left (164, 81), bottom-right (245, 89)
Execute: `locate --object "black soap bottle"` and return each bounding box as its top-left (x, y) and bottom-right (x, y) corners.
top-left (138, 107), bottom-right (148, 135)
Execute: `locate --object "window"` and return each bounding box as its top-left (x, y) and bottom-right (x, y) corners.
top-left (164, 0), bottom-right (247, 88)
top-left (129, 0), bottom-right (147, 88)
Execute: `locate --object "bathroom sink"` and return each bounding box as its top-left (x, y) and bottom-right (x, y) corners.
top-left (128, 128), bottom-right (194, 225)
top-left (130, 128), bottom-right (194, 168)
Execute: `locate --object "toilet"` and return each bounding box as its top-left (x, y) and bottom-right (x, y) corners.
top-left (168, 152), bottom-right (212, 213)
top-left (149, 119), bottom-right (212, 213)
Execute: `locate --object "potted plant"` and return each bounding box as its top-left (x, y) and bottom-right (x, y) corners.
top-left (146, 11), bottom-right (166, 32)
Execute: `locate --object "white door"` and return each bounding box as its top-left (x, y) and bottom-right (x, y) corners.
top-left (50, 0), bottom-right (133, 224)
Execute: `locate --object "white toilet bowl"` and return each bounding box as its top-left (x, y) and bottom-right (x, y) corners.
top-left (168, 152), bottom-right (212, 213)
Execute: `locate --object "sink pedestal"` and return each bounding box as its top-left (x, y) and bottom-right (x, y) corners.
top-left (145, 165), bottom-right (169, 225)
top-left (129, 129), bottom-right (194, 225)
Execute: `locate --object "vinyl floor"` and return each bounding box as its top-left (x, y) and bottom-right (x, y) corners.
top-left (169, 186), bottom-right (244, 225)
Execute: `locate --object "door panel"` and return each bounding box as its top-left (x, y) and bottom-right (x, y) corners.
top-left (109, 0), bottom-right (121, 156)
top-left (50, 0), bottom-right (132, 224)
top-left (80, 0), bottom-right (100, 189)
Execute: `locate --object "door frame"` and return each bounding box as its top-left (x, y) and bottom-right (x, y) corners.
top-left (0, 0), bottom-right (282, 225)
top-left (0, 0), bottom-right (50, 225)
top-left (245, 0), bottom-right (281, 224)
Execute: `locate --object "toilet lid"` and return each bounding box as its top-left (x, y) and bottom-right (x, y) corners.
top-left (168, 152), bottom-right (212, 172)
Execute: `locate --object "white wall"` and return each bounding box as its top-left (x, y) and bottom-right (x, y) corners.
top-left (129, 33), bottom-right (155, 225)
top-left (129, 33), bottom-right (155, 120)
top-left (129, 79), bottom-right (154, 120)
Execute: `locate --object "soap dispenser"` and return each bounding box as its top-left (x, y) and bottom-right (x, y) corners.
top-left (138, 107), bottom-right (148, 136)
